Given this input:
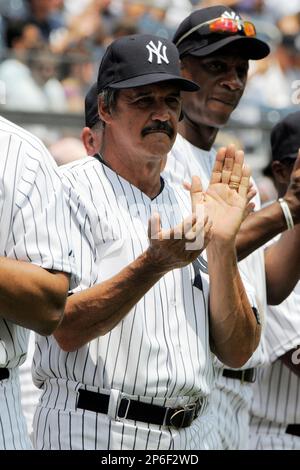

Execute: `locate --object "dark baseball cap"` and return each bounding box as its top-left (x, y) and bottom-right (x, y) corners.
top-left (85, 83), bottom-right (100, 128)
top-left (271, 111), bottom-right (300, 162)
top-left (97, 34), bottom-right (199, 93)
top-left (173, 5), bottom-right (270, 60)
top-left (281, 33), bottom-right (300, 54)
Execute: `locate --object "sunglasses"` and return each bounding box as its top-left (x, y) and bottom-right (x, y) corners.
top-left (175, 17), bottom-right (256, 47)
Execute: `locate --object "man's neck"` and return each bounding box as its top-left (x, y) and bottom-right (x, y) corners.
top-left (178, 119), bottom-right (218, 151)
top-left (101, 146), bottom-right (164, 199)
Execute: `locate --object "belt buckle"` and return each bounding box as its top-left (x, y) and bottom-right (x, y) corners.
top-left (241, 368), bottom-right (256, 384)
top-left (169, 399), bottom-right (202, 429)
top-left (248, 368), bottom-right (257, 383)
top-left (241, 370), bottom-right (246, 385)
top-left (117, 397), bottom-right (131, 420)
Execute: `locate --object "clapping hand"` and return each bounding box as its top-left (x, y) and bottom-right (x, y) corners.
top-left (187, 145), bottom-right (252, 244)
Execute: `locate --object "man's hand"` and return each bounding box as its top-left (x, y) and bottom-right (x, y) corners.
top-left (203, 145), bottom-right (251, 244)
top-left (146, 210), bottom-right (212, 273)
top-left (282, 150), bottom-right (300, 224)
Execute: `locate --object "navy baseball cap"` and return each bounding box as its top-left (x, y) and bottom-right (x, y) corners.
top-left (97, 34), bottom-right (199, 93)
top-left (85, 83), bottom-right (99, 128)
top-left (271, 111), bottom-right (300, 162)
top-left (173, 5), bottom-right (270, 60)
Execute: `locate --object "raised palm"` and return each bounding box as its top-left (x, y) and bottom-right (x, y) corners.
top-left (190, 145), bottom-right (251, 243)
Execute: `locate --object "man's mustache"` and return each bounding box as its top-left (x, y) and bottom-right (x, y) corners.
top-left (141, 122), bottom-right (174, 138)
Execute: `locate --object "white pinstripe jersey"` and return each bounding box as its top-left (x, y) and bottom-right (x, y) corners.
top-left (33, 156), bottom-right (214, 398)
top-left (0, 115), bottom-right (76, 369)
top-left (250, 280), bottom-right (300, 443)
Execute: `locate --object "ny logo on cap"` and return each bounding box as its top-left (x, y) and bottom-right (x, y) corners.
top-left (222, 11), bottom-right (243, 30)
top-left (146, 40), bottom-right (169, 65)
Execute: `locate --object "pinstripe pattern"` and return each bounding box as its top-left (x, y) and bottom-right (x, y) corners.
top-left (250, 281), bottom-right (300, 449)
top-left (33, 378), bottom-right (222, 450)
top-left (165, 134), bottom-right (267, 449)
top-left (0, 115), bottom-right (76, 449)
top-left (263, 280), bottom-right (300, 362)
top-left (209, 369), bottom-right (254, 449)
top-left (33, 399), bottom-right (222, 450)
top-left (33, 156), bottom-right (219, 450)
top-left (19, 332), bottom-right (42, 437)
top-left (0, 368), bottom-right (32, 449)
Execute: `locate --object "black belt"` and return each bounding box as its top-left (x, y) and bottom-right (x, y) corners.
top-left (77, 389), bottom-right (204, 429)
top-left (0, 368), bottom-right (9, 381)
top-left (222, 367), bottom-right (256, 383)
top-left (286, 424), bottom-right (300, 437)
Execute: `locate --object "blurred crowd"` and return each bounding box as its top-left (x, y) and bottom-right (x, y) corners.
top-left (0, 0), bottom-right (299, 198)
top-left (0, 0), bottom-right (299, 115)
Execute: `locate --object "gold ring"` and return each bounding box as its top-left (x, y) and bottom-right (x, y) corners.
top-left (229, 182), bottom-right (239, 190)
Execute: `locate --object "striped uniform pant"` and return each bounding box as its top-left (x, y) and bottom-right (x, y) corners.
top-left (250, 419), bottom-right (300, 450)
top-left (210, 372), bottom-right (253, 449)
top-left (19, 332), bottom-right (42, 439)
top-left (0, 368), bottom-right (32, 449)
top-left (33, 379), bottom-right (222, 450)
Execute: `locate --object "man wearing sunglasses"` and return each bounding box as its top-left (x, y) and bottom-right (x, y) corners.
top-left (163, 5), bottom-right (300, 449)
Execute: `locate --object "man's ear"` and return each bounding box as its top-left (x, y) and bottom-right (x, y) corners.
top-left (98, 95), bottom-right (112, 124)
top-left (272, 161), bottom-right (291, 185)
top-left (81, 127), bottom-right (94, 156)
top-left (180, 57), bottom-right (193, 80)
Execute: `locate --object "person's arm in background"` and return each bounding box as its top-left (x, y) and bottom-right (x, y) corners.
top-left (236, 153), bottom-right (300, 259)
top-left (236, 154), bottom-right (300, 304)
top-left (264, 225), bottom-right (300, 304)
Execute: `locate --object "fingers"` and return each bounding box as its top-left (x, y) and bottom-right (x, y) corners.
top-left (292, 149), bottom-right (300, 173)
top-left (185, 215), bottom-right (213, 251)
top-left (221, 144), bottom-right (235, 184)
top-left (211, 144), bottom-right (239, 186)
top-left (210, 147), bottom-right (226, 184)
top-left (148, 212), bottom-right (161, 240)
top-left (176, 214), bottom-right (196, 240)
top-left (190, 175), bottom-right (204, 214)
top-left (229, 149), bottom-right (244, 190)
top-left (183, 180), bottom-right (191, 191)
top-left (185, 213), bottom-right (207, 241)
top-left (238, 163), bottom-right (251, 199)
top-left (243, 202), bottom-right (255, 221)
top-left (246, 186), bottom-right (257, 204)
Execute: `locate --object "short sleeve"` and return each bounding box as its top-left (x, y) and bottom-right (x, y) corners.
top-left (1, 132), bottom-right (77, 288)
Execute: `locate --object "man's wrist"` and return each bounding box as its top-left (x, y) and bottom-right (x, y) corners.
top-left (278, 198), bottom-right (295, 230)
top-left (207, 238), bottom-right (237, 259)
top-left (141, 248), bottom-right (169, 276)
